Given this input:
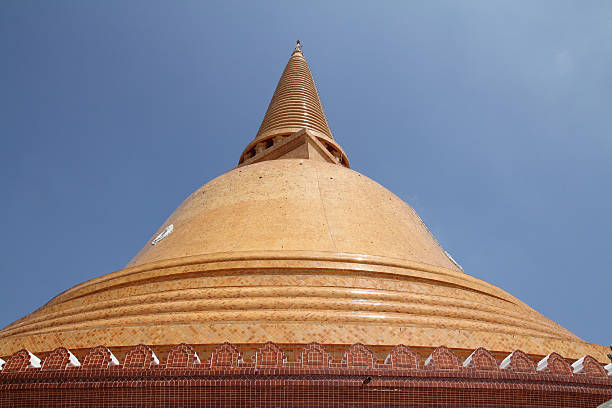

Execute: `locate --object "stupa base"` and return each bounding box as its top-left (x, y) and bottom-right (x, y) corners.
top-left (1, 341), bottom-right (611, 408)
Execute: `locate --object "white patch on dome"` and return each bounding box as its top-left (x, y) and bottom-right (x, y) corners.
top-left (152, 224), bottom-right (174, 246)
top-left (444, 250), bottom-right (463, 271)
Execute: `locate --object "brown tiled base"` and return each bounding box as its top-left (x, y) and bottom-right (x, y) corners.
top-left (1, 342), bottom-right (610, 407)
top-left (1, 369), bottom-right (611, 407)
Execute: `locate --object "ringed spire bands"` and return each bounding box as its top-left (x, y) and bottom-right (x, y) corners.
top-left (239, 43), bottom-right (348, 166)
top-left (257, 41), bottom-right (333, 140)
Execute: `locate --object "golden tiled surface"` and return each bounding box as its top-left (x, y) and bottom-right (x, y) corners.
top-left (0, 323), bottom-right (607, 363)
top-left (0, 159), bottom-right (605, 362)
top-left (126, 160), bottom-right (463, 270)
top-left (0, 246), bottom-right (606, 361)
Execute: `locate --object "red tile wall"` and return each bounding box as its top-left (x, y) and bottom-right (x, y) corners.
top-left (42, 347), bottom-right (71, 370)
top-left (123, 344), bottom-right (156, 368)
top-left (1, 342), bottom-right (610, 407)
top-left (82, 346), bottom-right (114, 369)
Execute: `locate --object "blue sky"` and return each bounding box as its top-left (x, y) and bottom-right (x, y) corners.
top-left (1, 1), bottom-right (610, 347)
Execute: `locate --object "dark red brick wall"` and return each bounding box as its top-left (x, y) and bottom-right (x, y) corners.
top-left (1, 371), bottom-right (610, 407)
top-left (1, 342), bottom-right (610, 407)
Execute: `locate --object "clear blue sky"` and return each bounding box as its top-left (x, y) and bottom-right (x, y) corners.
top-left (1, 1), bottom-right (610, 346)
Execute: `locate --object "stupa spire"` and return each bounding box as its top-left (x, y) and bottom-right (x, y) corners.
top-left (239, 42), bottom-right (348, 167)
top-left (256, 40), bottom-right (333, 141)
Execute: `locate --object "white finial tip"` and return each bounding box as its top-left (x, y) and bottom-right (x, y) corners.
top-left (293, 40), bottom-right (302, 54)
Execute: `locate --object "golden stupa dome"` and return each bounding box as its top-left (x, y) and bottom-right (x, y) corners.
top-left (0, 43), bottom-right (606, 362)
top-left (126, 159), bottom-right (461, 271)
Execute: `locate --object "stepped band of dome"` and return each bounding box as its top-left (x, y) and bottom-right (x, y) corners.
top-left (0, 253), bottom-right (604, 360)
top-left (0, 253), bottom-right (576, 340)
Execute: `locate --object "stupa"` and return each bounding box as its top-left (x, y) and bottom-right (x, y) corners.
top-left (0, 43), bottom-right (610, 407)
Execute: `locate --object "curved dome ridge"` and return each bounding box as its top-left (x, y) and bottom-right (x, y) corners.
top-left (126, 160), bottom-right (462, 270)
